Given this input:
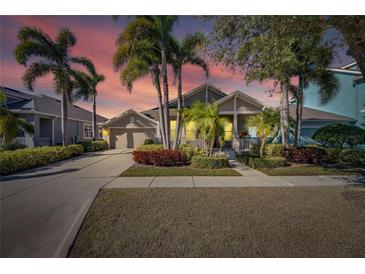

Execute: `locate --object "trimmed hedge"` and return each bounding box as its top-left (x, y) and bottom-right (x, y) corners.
top-left (283, 146), bottom-right (327, 165)
top-left (0, 144), bottom-right (84, 176)
top-left (77, 140), bottom-right (108, 152)
top-left (179, 144), bottom-right (205, 160)
top-left (249, 144), bottom-right (285, 157)
top-left (143, 138), bottom-right (155, 145)
top-left (191, 156), bottom-right (229, 169)
top-left (248, 156), bottom-right (288, 169)
top-left (136, 144), bottom-right (164, 152)
top-left (0, 143), bottom-right (27, 151)
top-left (324, 148), bottom-right (365, 168)
top-left (132, 149), bottom-right (188, 166)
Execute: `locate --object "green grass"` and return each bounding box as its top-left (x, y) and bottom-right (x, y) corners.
top-left (69, 187), bottom-right (365, 257)
top-left (258, 165), bottom-right (364, 176)
top-left (120, 165), bottom-right (241, 177)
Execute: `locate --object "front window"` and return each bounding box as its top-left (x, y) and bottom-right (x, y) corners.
top-left (185, 121), bottom-right (197, 141)
top-left (83, 124), bottom-right (93, 139)
top-left (223, 121), bottom-right (233, 141)
top-left (170, 120), bottom-right (176, 139)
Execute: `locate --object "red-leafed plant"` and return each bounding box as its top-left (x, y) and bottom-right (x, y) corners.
top-left (283, 146), bottom-right (326, 164)
top-left (132, 149), bottom-right (188, 166)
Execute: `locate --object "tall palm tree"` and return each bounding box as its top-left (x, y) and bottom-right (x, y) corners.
top-left (183, 101), bottom-right (227, 157)
top-left (247, 107), bottom-right (280, 158)
top-left (15, 26), bottom-right (93, 146)
top-left (170, 32), bottom-right (209, 149)
top-left (0, 91), bottom-right (34, 146)
top-left (113, 16), bottom-right (178, 149)
top-left (76, 64), bottom-right (105, 140)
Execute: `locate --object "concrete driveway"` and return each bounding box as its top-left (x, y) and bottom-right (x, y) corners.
top-left (0, 149), bottom-right (133, 258)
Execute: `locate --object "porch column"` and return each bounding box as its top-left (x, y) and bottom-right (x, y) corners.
top-left (155, 122), bottom-right (161, 143)
top-left (232, 93), bottom-right (240, 151)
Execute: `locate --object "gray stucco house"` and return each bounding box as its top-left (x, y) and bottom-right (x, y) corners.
top-left (1, 86), bottom-right (108, 147)
top-left (102, 83), bottom-right (354, 149)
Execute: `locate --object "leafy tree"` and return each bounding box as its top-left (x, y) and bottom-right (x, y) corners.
top-left (114, 16), bottom-right (178, 149)
top-left (15, 26), bottom-right (93, 146)
top-left (0, 91), bottom-right (34, 145)
top-left (247, 107), bottom-right (280, 158)
top-left (170, 32), bottom-right (209, 149)
top-left (183, 101), bottom-right (227, 157)
top-left (76, 63), bottom-right (105, 140)
top-left (313, 123), bottom-right (365, 148)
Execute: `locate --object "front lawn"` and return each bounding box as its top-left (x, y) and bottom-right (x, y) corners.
top-left (120, 165), bottom-right (241, 176)
top-left (258, 164), bottom-right (364, 176)
top-left (69, 186), bottom-right (365, 257)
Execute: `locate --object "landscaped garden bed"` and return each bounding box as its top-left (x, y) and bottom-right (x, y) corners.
top-left (69, 186), bottom-right (365, 257)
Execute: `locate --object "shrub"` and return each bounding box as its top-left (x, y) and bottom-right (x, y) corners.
top-left (248, 156), bottom-right (288, 169)
top-left (283, 146), bottom-right (327, 164)
top-left (236, 151), bottom-right (251, 165)
top-left (78, 140), bottom-right (108, 152)
top-left (136, 144), bottom-right (164, 152)
top-left (143, 138), bottom-right (155, 145)
top-left (179, 144), bottom-right (205, 160)
top-left (0, 144), bottom-right (84, 176)
top-left (324, 148), bottom-right (343, 164)
top-left (313, 124), bottom-right (365, 148)
top-left (191, 156), bottom-right (229, 169)
top-left (132, 149), bottom-right (187, 166)
top-left (338, 149), bottom-right (365, 168)
top-left (249, 144), bottom-right (260, 156)
top-left (0, 143), bottom-right (27, 151)
top-left (265, 144), bottom-right (285, 157)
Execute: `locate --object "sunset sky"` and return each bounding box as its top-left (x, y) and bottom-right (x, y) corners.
top-left (0, 16), bottom-right (353, 119)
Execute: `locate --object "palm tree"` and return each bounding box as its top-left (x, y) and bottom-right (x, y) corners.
top-left (76, 64), bottom-right (105, 140)
top-left (0, 91), bottom-right (34, 146)
top-left (15, 26), bottom-right (93, 146)
top-left (247, 107), bottom-right (280, 158)
top-left (183, 101), bottom-right (227, 157)
top-left (170, 32), bottom-right (209, 149)
top-left (114, 16), bottom-right (177, 149)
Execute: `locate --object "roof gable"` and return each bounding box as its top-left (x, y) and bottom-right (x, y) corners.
top-left (216, 90), bottom-right (264, 112)
top-left (103, 109), bottom-right (157, 128)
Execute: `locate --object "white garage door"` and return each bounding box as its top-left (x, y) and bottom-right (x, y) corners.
top-left (112, 128), bottom-right (155, 148)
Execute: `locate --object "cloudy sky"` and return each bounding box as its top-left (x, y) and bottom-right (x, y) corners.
top-left (0, 16), bottom-right (353, 119)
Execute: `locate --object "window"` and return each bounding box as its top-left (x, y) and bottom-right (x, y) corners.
top-left (223, 121), bottom-right (233, 141)
top-left (185, 121), bottom-right (197, 141)
top-left (83, 124), bottom-right (93, 139)
top-left (170, 120), bottom-right (176, 139)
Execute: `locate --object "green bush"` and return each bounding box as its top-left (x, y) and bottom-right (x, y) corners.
top-left (338, 149), bottom-right (365, 168)
top-left (313, 124), bottom-right (365, 148)
top-left (265, 144), bottom-right (285, 157)
top-left (191, 156), bottom-right (229, 169)
top-left (0, 144), bottom-right (84, 176)
top-left (324, 148), bottom-right (343, 164)
top-left (249, 144), bottom-right (260, 156)
top-left (78, 140), bottom-right (108, 152)
top-left (248, 156), bottom-right (288, 169)
top-left (236, 152), bottom-right (251, 165)
top-left (179, 144), bottom-right (205, 160)
top-left (136, 144), bottom-right (164, 151)
top-left (143, 138), bottom-right (155, 145)
top-left (0, 143), bottom-right (27, 151)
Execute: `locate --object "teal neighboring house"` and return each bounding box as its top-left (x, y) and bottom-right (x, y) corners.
top-left (301, 62), bottom-right (365, 137)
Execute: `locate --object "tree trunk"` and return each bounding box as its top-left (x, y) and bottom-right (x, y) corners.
top-left (209, 138), bottom-right (214, 157)
top-left (294, 76), bottom-right (303, 147)
top-left (260, 137), bottom-right (267, 158)
top-left (92, 92), bottom-right (97, 141)
top-left (161, 49), bottom-right (170, 149)
top-left (61, 90), bottom-right (68, 146)
top-left (173, 67), bottom-right (182, 150)
top-left (280, 82), bottom-right (289, 148)
top-left (153, 69), bottom-right (167, 148)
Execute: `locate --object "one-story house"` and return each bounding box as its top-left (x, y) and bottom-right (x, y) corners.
top-left (102, 83), bottom-right (355, 149)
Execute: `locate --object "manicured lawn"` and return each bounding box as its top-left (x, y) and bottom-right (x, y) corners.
top-left (258, 164), bottom-right (364, 176)
top-left (120, 165), bottom-right (241, 176)
top-left (69, 186), bottom-right (365, 257)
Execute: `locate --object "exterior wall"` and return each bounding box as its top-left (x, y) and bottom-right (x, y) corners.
top-left (109, 128), bottom-right (155, 148)
top-left (303, 72), bottom-right (365, 128)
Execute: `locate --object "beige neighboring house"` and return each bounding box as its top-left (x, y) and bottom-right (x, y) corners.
top-left (101, 83), bottom-right (355, 149)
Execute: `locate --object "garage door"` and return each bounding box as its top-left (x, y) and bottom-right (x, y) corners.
top-left (111, 128), bottom-right (155, 148)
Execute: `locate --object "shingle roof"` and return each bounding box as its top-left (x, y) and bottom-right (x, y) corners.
top-left (1, 86), bottom-right (107, 123)
top-left (289, 104), bottom-right (355, 122)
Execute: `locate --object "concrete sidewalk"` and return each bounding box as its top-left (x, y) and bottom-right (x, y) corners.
top-left (105, 174), bottom-right (364, 188)
top-left (0, 149), bottom-right (133, 258)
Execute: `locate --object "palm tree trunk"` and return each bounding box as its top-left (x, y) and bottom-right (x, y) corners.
top-left (161, 49), bottom-right (170, 149)
top-left (294, 76), bottom-right (303, 147)
top-left (61, 90), bottom-right (68, 146)
top-left (173, 67), bottom-right (182, 150)
top-left (92, 92), bottom-right (97, 141)
top-left (209, 137), bottom-right (214, 157)
top-left (280, 82), bottom-right (289, 148)
top-left (153, 73), bottom-right (167, 148)
top-left (260, 137), bottom-right (267, 158)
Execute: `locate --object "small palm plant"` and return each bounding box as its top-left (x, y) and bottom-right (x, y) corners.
top-left (183, 101), bottom-right (227, 157)
top-left (0, 91), bottom-right (34, 146)
top-left (247, 107), bottom-right (280, 158)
